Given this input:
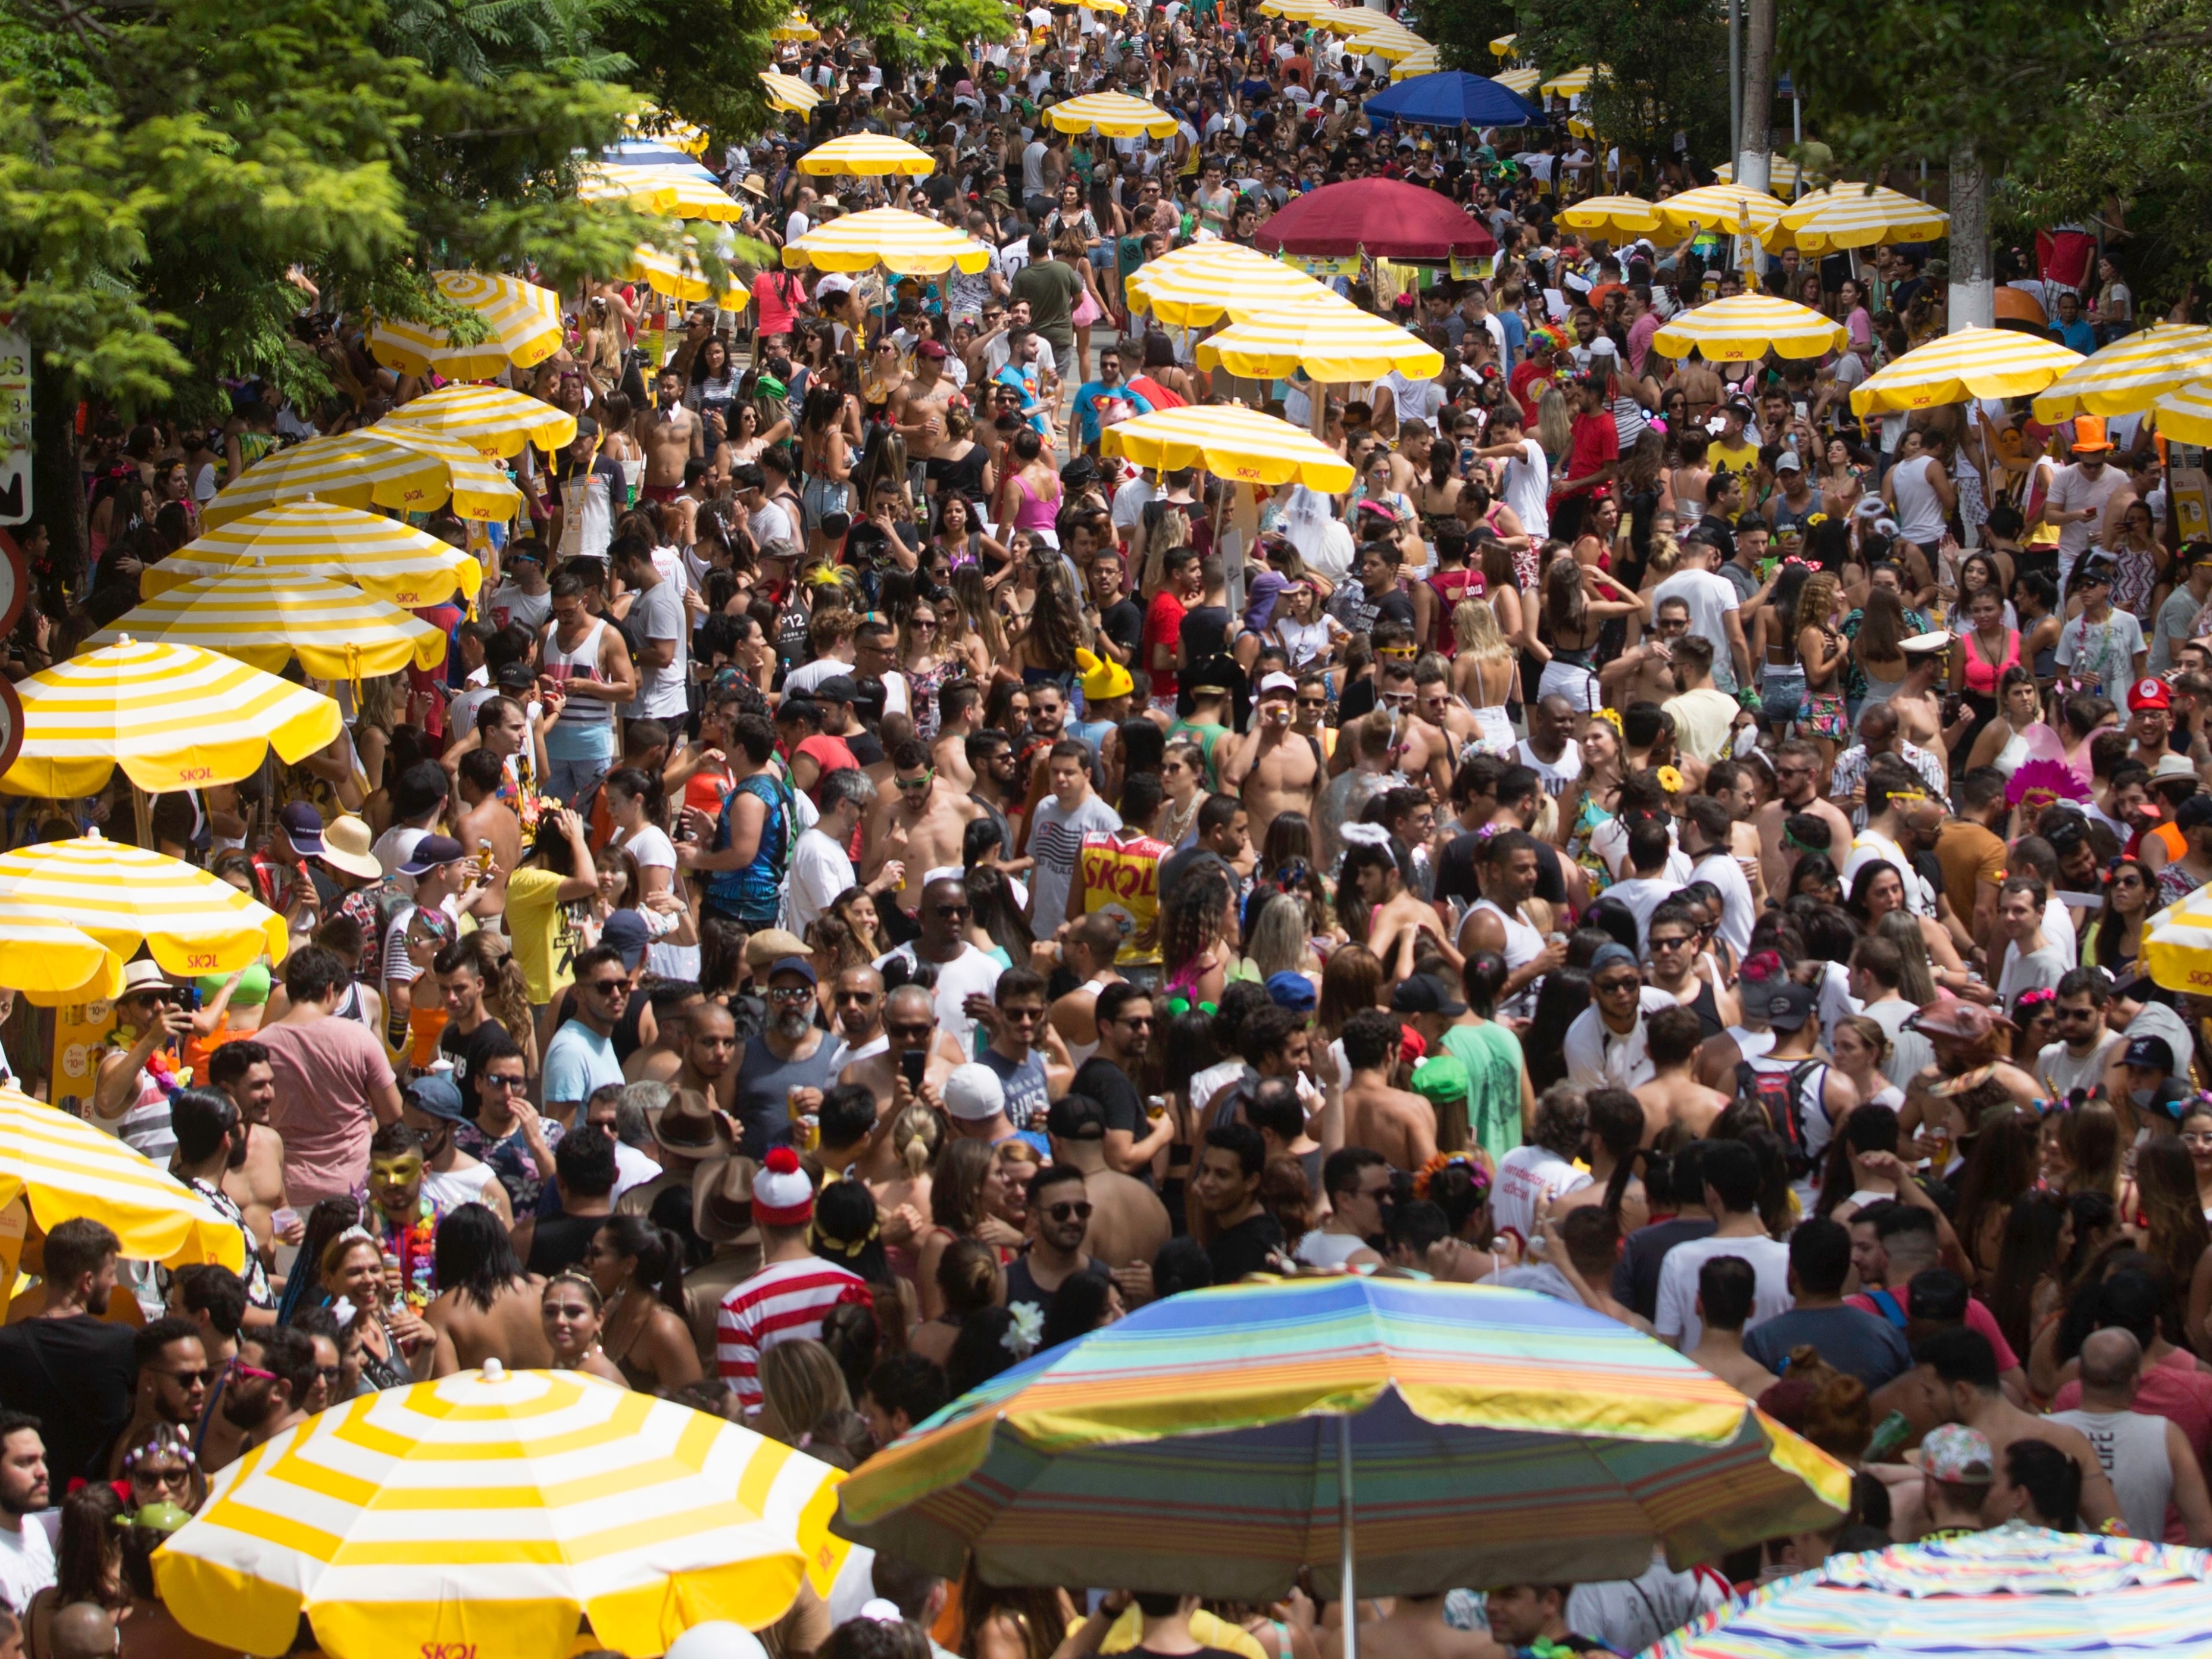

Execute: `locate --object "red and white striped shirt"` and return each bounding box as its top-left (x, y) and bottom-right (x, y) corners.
top-left (716, 1258), bottom-right (870, 1407)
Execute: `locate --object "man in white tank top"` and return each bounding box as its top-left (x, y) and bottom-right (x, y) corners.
top-left (2051, 1329), bottom-right (2212, 1546)
top-left (1458, 830), bottom-right (1563, 1018)
top-left (1882, 439), bottom-right (1955, 555)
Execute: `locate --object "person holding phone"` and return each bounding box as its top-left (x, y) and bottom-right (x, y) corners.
top-left (91, 960), bottom-right (194, 1162)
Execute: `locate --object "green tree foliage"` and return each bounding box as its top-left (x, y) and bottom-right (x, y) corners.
top-left (811, 0), bottom-right (1018, 69)
top-left (1515, 0), bottom-right (1728, 163)
top-left (1404, 0), bottom-right (1519, 73)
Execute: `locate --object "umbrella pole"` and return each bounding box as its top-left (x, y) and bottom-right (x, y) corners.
top-left (1337, 1413), bottom-right (1357, 1659)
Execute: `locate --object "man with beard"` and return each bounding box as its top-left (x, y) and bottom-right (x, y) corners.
top-left (0, 1412), bottom-right (52, 1614)
top-left (874, 874), bottom-right (1005, 1052)
top-left (99, 1317), bottom-right (207, 1480)
top-left (673, 1000), bottom-right (742, 1120)
top-left (167, 1088), bottom-right (277, 1315)
top-left (208, 1326), bottom-right (317, 1471)
top-left (732, 957), bottom-right (839, 1159)
top-left (860, 741), bottom-right (983, 939)
top-left (841, 984), bottom-right (958, 1123)
top-left (399, 1073), bottom-right (509, 1222)
top-left (1756, 739), bottom-right (1857, 899)
top-left (0, 1220), bottom-right (135, 1483)
top-left (207, 1041), bottom-right (293, 1267)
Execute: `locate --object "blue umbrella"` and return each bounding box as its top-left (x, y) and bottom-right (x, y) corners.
top-left (1364, 70), bottom-right (1543, 130)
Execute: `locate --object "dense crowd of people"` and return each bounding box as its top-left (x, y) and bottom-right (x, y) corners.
top-left (0, 2), bottom-right (2200, 1657)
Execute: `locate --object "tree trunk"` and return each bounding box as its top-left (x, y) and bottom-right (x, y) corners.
top-left (29, 354), bottom-right (83, 598)
top-left (1732, 0), bottom-right (1774, 274)
top-left (1947, 145), bottom-right (1994, 331)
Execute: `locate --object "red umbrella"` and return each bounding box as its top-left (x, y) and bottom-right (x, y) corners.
top-left (1255, 180), bottom-right (1498, 261)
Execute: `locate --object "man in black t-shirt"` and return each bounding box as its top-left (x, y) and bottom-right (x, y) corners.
top-left (0, 1219), bottom-right (135, 1483)
top-left (1194, 1123), bottom-right (1285, 1282)
top-left (1002, 1165), bottom-right (1108, 1329)
top-left (1070, 983), bottom-right (1174, 1182)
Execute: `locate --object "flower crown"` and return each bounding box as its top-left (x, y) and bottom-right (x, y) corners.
top-left (1592, 706), bottom-right (1623, 735)
top-left (1414, 1150), bottom-right (1491, 1202)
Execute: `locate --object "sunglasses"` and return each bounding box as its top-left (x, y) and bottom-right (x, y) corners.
top-left (766, 986), bottom-right (816, 1004)
top-left (585, 979), bottom-right (628, 997)
top-left (131, 1467), bottom-right (192, 1490)
top-left (1046, 1201), bottom-right (1095, 1221)
top-left (933, 904), bottom-right (973, 918)
top-left (895, 772), bottom-right (935, 791)
top-left (1595, 977), bottom-right (1642, 994)
top-left (155, 1367), bottom-right (215, 1388)
top-left (484, 1074), bottom-right (527, 1091)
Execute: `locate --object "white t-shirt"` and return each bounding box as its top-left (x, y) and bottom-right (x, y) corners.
top-left (1652, 1232), bottom-right (1792, 1348)
top-left (0, 1515), bottom-right (56, 1616)
top-left (1492, 1145), bottom-right (1591, 1245)
top-left (1841, 828), bottom-right (1934, 916)
top-left (371, 824), bottom-right (429, 882)
top-left (1498, 437), bottom-right (1550, 540)
top-left (1514, 736), bottom-right (1581, 798)
top-left (1564, 986), bottom-right (1680, 1090)
top-left (874, 941), bottom-right (1004, 1049)
top-left (616, 823), bottom-right (676, 879)
top-left (1649, 570), bottom-right (1741, 685)
top-left (1691, 849), bottom-right (1755, 955)
top-left (788, 826), bottom-right (857, 934)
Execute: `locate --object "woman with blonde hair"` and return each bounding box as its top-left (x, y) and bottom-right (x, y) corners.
top-left (874, 1102), bottom-right (940, 1281)
top-left (1449, 596), bottom-right (1518, 755)
top-left (1793, 570), bottom-right (1850, 768)
top-left (943, 564), bottom-right (1009, 682)
top-left (1535, 386), bottom-right (1573, 474)
top-left (757, 1338), bottom-right (870, 1468)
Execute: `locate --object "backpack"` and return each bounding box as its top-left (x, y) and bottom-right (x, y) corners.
top-left (1733, 1057), bottom-right (1824, 1176)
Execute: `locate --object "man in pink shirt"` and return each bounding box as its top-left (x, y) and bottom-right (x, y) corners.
top-left (1847, 1205), bottom-right (2032, 1398)
top-left (256, 946), bottom-right (403, 1207)
top-left (2048, 1271), bottom-right (2212, 1477)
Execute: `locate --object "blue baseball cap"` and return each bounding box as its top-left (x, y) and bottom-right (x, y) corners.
top-left (1265, 971), bottom-right (1317, 1013)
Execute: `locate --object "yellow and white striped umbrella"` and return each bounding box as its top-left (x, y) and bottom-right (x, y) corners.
top-left (381, 384), bottom-right (577, 459)
top-left (0, 638), bottom-right (342, 799)
top-left (581, 163), bottom-right (743, 222)
top-left (577, 163), bottom-right (680, 215)
top-left (1391, 48), bottom-right (1440, 77)
top-left (1125, 241), bottom-right (1333, 327)
top-left (1045, 92), bottom-right (1179, 138)
top-left (1492, 67), bottom-right (1541, 95)
top-left (0, 831), bottom-right (288, 980)
top-left (623, 105), bottom-right (710, 157)
top-left (798, 135), bottom-right (936, 177)
top-left (1851, 326), bottom-right (2085, 415)
top-left (0, 915), bottom-right (119, 1003)
top-left (2029, 325), bottom-right (2212, 421)
top-left (2149, 382), bottom-right (2212, 446)
top-left (624, 233), bottom-right (750, 308)
top-left (145, 502), bottom-right (485, 610)
top-left (0, 1085), bottom-right (248, 1264)
top-left (1336, 15), bottom-right (1429, 58)
top-left (772, 11), bottom-right (819, 37)
top-left (1489, 32), bottom-right (1516, 54)
top-left (1103, 405), bottom-right (1355, 492)
top-left (90, 571), bottom-right (449, 682)
top-left (1053, 0), bottom-right (1129, 13)
top-left (366, 271), bottom-right (566, 383)
top-left (200, 427), bottom-right (520, 529)
top-left (1713, 155), bottom-right (1803, 193)
top-left (1778, 182), bottom-right (1947, 251)
top-left (1541, 65), bottom-right (1597, 97)
top-left (1308, 4), bottom-right (1380, 30)
top-left (1649, 293), bottom-right (1847, 362)
top-left (155, 1365), bottom-right (851, 1659)
top-left (1558, 195), bottom-right (1660, 239)
top-left (1654, 183), bottom-right (1788, 241)
top-left (760, 70), bottom-right (821, 113)
top-left (783, 207), bottom-right (990, 276)
top-left (1567, 116), bottom-right (1601, 139)
top-left (1258, 0), bottom-right (1339, 18)
top-left (1196, 296), bottom-right (1445, 383)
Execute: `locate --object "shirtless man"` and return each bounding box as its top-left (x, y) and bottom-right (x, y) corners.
top-left (673, 1000), bottom-right (741, 1117)
top-left (1457, 829), bottom-right (1564, 1013)
top-left (1045, 1093), bottom-right (1170, 1273)
top-left (1922, 1324), bottom-right (2120, 1530)
top-left (424, 1204), bottom-right (552, 1373)
top-left (1219, 673), bottom-right (1321, 846)
top-left (1351, 1594), bottom-right (1502, 1659)
top-left (1046, 913), bottom-right (1124, 1067)
top-left (1757, 738), bottom-right (1858, 899)
top-left (861, 739), bottom-right (987, 927)
top-left (1668, 353), bottom-right (1726, 429)
top-left (1360, 660), bottom-right (1455, 799)
top-left (210, 1041), bottom-right (289, 1254)
top-left (1339, 1007), bottom-right (1438, 1170)
top-left (892, 339), bottom-right (961, 456)
top-left (634, 365), bottom-right (704, 501)
top-left (454, 748), bottom-right (523, 923)
top-left (932, 679), bottom-right (986, 789)
top-left (1633, 1005), bottom-right (1732, 1144)
top-left (1413, 657), bottom-right (1482, 758)
top-left (841, 984), bottom-right (964, 1122)
top-left (1601, 595), bottom-right (1691, 710)
top-left (1886, 633), bottom-right (1962, 779)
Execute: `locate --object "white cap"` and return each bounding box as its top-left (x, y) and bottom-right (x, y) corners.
top-left (667, 1626), bottom-right (772, 1659)
top-left (1259, 671), bottom-right (1299, 695)
top-left (1586, 336), bottom-right (1617, 357)
top-left (945, 1061), bottom-right (1007, 1121)
top-left (814, 273), bottom-right (856, 298)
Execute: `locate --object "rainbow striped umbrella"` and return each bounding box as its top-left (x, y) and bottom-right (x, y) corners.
top-left (835, 1278), bottom-right (1847, 1606)
top-left (155, 1363), bottom-right (851, 1659)
top-left (1649, 1528), bottom-right (2212, 1659)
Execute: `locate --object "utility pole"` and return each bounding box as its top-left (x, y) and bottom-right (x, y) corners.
top-left (1727, 0), bottom-right (1742, 170)
top-left (1735, 0), bottom-right (1774, 196)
